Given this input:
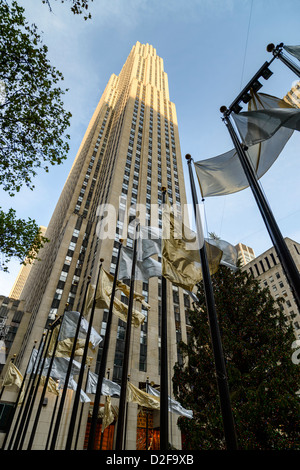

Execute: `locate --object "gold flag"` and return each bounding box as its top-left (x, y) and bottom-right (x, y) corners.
top-left (40, 375), bottom-right (60, 396)
top-left (2, 362), bottom-right (23, 388)
top-left (102, 396), bottom-right (114, 432)
top-left (55, 337), bottom-right (86, 357)
top-left (162, 207), bottom-right (222, 291)
top-left (47, 323), bottom-right (85, 358)
top-left (86, 267), bottom-right (145, 327)
top-left (127, 381), bottom-right (160, 410)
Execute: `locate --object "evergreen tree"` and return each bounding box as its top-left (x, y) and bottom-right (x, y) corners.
top-left (173, 265), bottom-right (300, 450)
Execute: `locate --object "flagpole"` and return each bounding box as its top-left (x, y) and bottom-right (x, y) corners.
top-left (12, 327), bottom-right (52, 450)
top-left (186, 154), bottom-right (238, 451)
top-left (6, 334), bottom-right (45, 450)
top-left (267, 43), bottom-right (300, 78)
top-left (65, 260), bottom-right (104, 450)
top-left (45, 380), bottom-right (60, 450)
top-left (87, 241), bottom-right (123, 450)
top-left (115, 221), bottom-right (139, 450)
top-left (99, 368), bottom-right (111, 450)
top-left (220, 113), bottom-right (300, 312)
top-left (145, 376), bottom-right (149, 450)
top-left (160, 188), bottom-right (169, 451)
top-left (122, 373), bottom-right (131, 450)
top-left (18, 315), bottom-right (62, 450)
top-left (74, 366), bottom-right (90, 450)
top-left (27, 312), bottom-right (65, 449)
top-left (49, 277), bottom-right (91, 450)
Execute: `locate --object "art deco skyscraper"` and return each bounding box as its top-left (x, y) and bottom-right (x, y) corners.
top-left (1, 42), bottom-right (191, 450)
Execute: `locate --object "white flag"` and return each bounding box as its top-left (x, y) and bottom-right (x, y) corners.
top-left (232, 92), bottom-right (300, 146)
top-left (194, 91), bottom-right (298, 198)
top-left (65, 378), bottom-right (91, 403)
top-left (27, 347), bottom-right (40, 375)
top-left (138, 226), bottom-right (162, 259)
top-left (194, 126), bottom-right (293, 197)
top-left (59, 310), bottom-right (102, 350)
top-left (283, 45), bottom-right (300, 61)
top-left (42, 356), bottom-right (81, 382)
top-left (119, 246), bottom-right (162, 281)
top-left (147, 385), bottom-right (193, 419)
top-left (86, 371), bottom-right (121, 396)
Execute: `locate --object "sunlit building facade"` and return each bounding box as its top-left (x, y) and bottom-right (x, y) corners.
top-left (0, 42), bottom-right (191, 450)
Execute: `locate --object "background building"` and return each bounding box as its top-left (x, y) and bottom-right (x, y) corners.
top-left (0, 42), bottom-right (191, 450)
top-left (235, 242), bottom-right (256, 267)
top-left (284, 80), bottom-right (300, 108)
top-left (241, 237), bottom-right (300, 339)
top-left (9, 226), bottom-right (47, 300)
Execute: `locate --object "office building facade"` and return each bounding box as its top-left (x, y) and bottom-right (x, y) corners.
top-left (241, 237), bottom-right (300, 339)
top-left (0, 42), bottom-right (191, 450)
top-left (235, 242), bottom-right (256, 267)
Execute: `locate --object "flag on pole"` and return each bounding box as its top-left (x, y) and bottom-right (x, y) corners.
top-left (127, 381), bottom-right (160, 410)
top-left (41, 356), bottom-right (82, 383)
top-left (162, 206), bottom-right (222, 291)
top-left (26, 347), bottom-right (40, 375)
top-left (147, 385), bottom-right (193, 419)
top-left (118, 246), bottom-right (162, 281)
top-left (205, 237), bottom-right (238, 271)
top-left (65, 378), bottom-right (91, 403)
top-left (46, 312), bottom-right (102, 358)
top-left (86, 371), bottom-right (121, 396)
top-left (118, 225), bottom-right (162, 281)
top-left (232, 92), bottom-right (300, 147)
top-left (40, 376), bottom-right (60, 396)
top-left (194, 92), bottom-right (297, 198)
top-left (138, 225), bottom-right (162, 259)
top-left (2, 362), bottom-right (23, 388)
top-left (283, 45), bottom-right (300, 61)
top-left (102, 396), bottom-right (114, 432)
top-left (90, 266), bottom-right (145, 327)
top-left (60, 310), bottom-right (102, 348)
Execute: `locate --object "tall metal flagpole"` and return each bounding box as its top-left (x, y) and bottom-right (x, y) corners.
top-left (145, 376), bottom-right (149, 450)
top-left (186, 154), bottom-right (238, 451)
top-left (18, 316), bottom-right (62, 450)
top-left (64, 260), bottom-right (104, 450)
top-left (6, 334), bottom-right (45, 450)
top-left (74, 366), bottom-right (90, 450)
top-left (27, 313), bottom-right (65, 450)
top-left (160, 188), bottom-right (169, 451)
top-left (115, 221), bottom-right (139, 450)
top-left (123, 373), bottom-right (130, 450)
top-left (220, 112), bottom-right (300, 312)
top-left (49, 277), bottom-right (91, 450)
top-left (45, 380), bottom-right (60, 450)
top-left (87, 241), bottom-right (123, 450)
top-left (12, 327), bottom-right (52, 450)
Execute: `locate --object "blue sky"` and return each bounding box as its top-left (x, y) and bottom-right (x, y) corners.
top-left (1, 0), bottom-right (300, 295)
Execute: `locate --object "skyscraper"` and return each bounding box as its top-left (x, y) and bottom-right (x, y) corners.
top-left (9, 226), bottom-right (47, 300)
top-left (235, 242), bottom-right (256, 267)
top-left (0, 42), bottom-right (190, 450)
